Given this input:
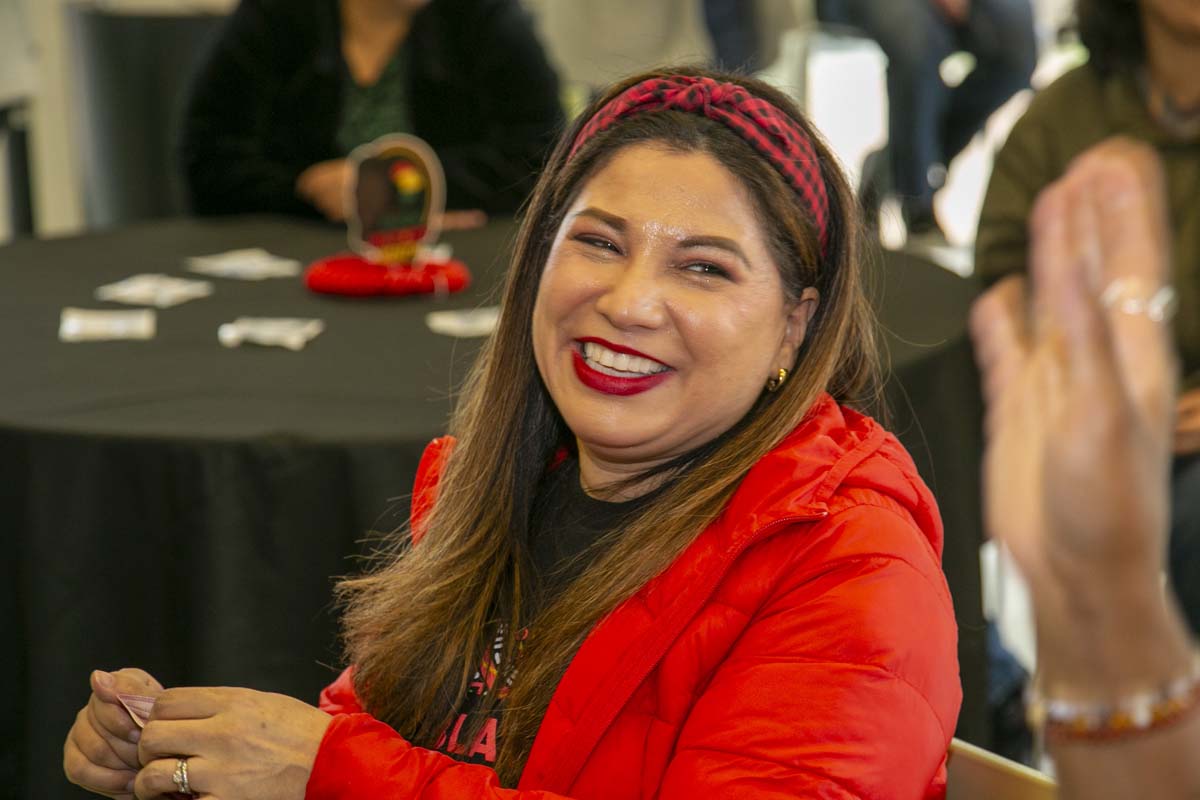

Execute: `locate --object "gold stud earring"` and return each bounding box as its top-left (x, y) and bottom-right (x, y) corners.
top-left (766, 367), bottom-right (788, 392)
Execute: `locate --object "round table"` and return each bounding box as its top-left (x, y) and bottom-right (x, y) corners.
top-left (0, 215), bottom-right (515, 800)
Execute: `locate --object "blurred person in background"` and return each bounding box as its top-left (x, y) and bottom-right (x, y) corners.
top-left (181, 0), bottom-right (564, 224)
top-left (818, 0), bottom-right (1037, 241)
top-left (702, 0), bottom-right (762, 73)
top-left (975, 0), bottom-right (1200, 634)
top-left (523, 0), bottom-right (714, 101)
top-left (972, 137), bottom-right (1200, 800)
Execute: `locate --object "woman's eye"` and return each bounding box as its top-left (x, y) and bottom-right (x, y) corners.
top-left (684, 262), bottom-right (729, 278)
top-left (575, 235), bottom-right (620, 253)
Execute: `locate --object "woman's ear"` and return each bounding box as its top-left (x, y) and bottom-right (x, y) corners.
top-left (778, 287), bottom-right (820, 367)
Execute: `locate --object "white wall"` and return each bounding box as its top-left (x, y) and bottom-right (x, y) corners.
top-left (19, 0), bottom-right (235, 239)
top-left (1, 0), bottom-right (37, 240)
top-left (24, 0), bottom-right (83, 237)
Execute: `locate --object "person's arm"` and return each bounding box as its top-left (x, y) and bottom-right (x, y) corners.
top-left (180, 0), bottom-right (325, 217)
top-left (308, 506), bottom-right (959, 799)
top-left (657, 506), bottom-right (960, 798)
top-left (422, 1), bottom-right (564, 214)
top-left (1035, 583), bottom-right (1197, 799)
top-left (971, 137), bottom-right (1200, 800)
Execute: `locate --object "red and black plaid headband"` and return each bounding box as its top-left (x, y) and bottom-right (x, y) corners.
top-left (568, 76), bottom-right (831, 258)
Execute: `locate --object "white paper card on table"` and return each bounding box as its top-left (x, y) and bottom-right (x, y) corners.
top-left (59, 308), bottom-right (156, 342)
top-left (412, 242), bottom-right (453, 266)
top-left (425, 306), bottom-right (500, 338)
top-left (187, 248), bottom-right (302, 280)
top-left (95, 273), bottom-right (214, 309)
top-left (218, 317), bottom-right (325, 351)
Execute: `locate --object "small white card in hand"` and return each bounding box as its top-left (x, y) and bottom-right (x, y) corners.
top-left (59, 308), bottom-right (156, 342)
top-left (426, 307), bottom-right (500, 338)
top-left (95, 273), bottom-right (213, 309)
top-left (187, 248), bottom-right (302, 280)
top-left (218, 317), bottom-right (325, 351)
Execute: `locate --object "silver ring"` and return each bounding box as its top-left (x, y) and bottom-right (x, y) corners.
top-left (172, 757), bottom-right (193, 796)
top-left (1100, 278), bottom-right (1178, 322)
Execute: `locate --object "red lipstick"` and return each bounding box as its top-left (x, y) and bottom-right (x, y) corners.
top-left (571, 350), bottom-right (672, 396)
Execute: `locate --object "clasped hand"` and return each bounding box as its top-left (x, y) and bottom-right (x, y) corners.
top-left (64, 668), bottom-right (332, 800)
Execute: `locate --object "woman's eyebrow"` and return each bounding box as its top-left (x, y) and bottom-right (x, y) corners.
top-left (679, 235), bottom-right (751, 269)
top-left (571, 207), bottom-right (626, 231)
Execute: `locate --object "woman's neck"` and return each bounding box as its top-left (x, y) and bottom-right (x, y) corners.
top-left (341, 0), bottom-right (414, 28)
top-left (339, 0), bottom-right (414, 86)
top-left (576, 447), bottom-right (671, 503)
top-left (1141, 9), bottom-right (1200, 116)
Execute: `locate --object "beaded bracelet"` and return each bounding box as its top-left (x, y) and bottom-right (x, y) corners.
top-left (1026, 653), bottom-right (1200, 742)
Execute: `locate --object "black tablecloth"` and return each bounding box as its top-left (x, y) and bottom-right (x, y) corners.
top-left (2, 219), bottom-right (989, 799)
top-left (1, 216), bottom-right (516, 800)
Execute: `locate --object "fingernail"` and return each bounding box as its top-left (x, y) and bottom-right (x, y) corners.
top-left (94, 670), bottom-right (114, 689)
top-left (125, 777), bottom-right (135, 792)
top-left (128, 728), bottom-right (141, 743)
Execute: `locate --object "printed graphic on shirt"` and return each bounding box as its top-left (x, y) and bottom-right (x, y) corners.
top-left (433, 625), bottom-right (527, 765)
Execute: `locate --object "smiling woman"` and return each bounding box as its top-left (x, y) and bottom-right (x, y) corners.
top-left (533, 144), bottom-right (822, 488)
top-left (64, 67), bottom-right (961, 800)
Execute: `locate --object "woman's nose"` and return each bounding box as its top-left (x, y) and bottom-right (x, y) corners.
top-left (593, 257), bottom-right (667, 331)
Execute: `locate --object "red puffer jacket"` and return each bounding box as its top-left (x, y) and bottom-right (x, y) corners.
top-left (307, 395), bottom-right (961, 799)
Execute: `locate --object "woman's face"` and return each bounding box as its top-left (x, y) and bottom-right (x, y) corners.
top-left (532, 143), bottom-right (819, 482)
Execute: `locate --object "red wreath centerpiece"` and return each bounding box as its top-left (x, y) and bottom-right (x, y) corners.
top-left (304, 135), bottom-right (472, 298)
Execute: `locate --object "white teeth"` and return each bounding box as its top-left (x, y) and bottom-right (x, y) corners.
top-left (581, 341), bottom-right (668, 376)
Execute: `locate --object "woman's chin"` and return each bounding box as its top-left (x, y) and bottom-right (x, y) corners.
top-left (573, 431), bottom-right (675, 465)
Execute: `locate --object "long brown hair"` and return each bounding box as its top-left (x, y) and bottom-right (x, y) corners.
top-left (336, 66), bottom-right (881, 786)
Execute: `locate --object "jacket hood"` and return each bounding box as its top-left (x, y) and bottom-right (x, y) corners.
top-left (722, 393), bottom-right (944, 560)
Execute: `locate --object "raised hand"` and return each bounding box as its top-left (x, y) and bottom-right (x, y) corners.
top-left (970, 137), bottom-right (1177, 610)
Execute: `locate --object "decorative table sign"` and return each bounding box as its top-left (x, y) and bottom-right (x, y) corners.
top-left (305, 135), bottom-right (471, 297)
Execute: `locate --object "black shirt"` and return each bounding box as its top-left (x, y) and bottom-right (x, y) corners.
top-left (432, 458), bottom-right (655, 765)
top-left (527, 457), bottom-right (653, 609)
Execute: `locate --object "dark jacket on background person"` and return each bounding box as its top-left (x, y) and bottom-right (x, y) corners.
top-left (180, 0), bottom-right (564, 217)
top-left (308, 396), bottom-right (961, 799)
